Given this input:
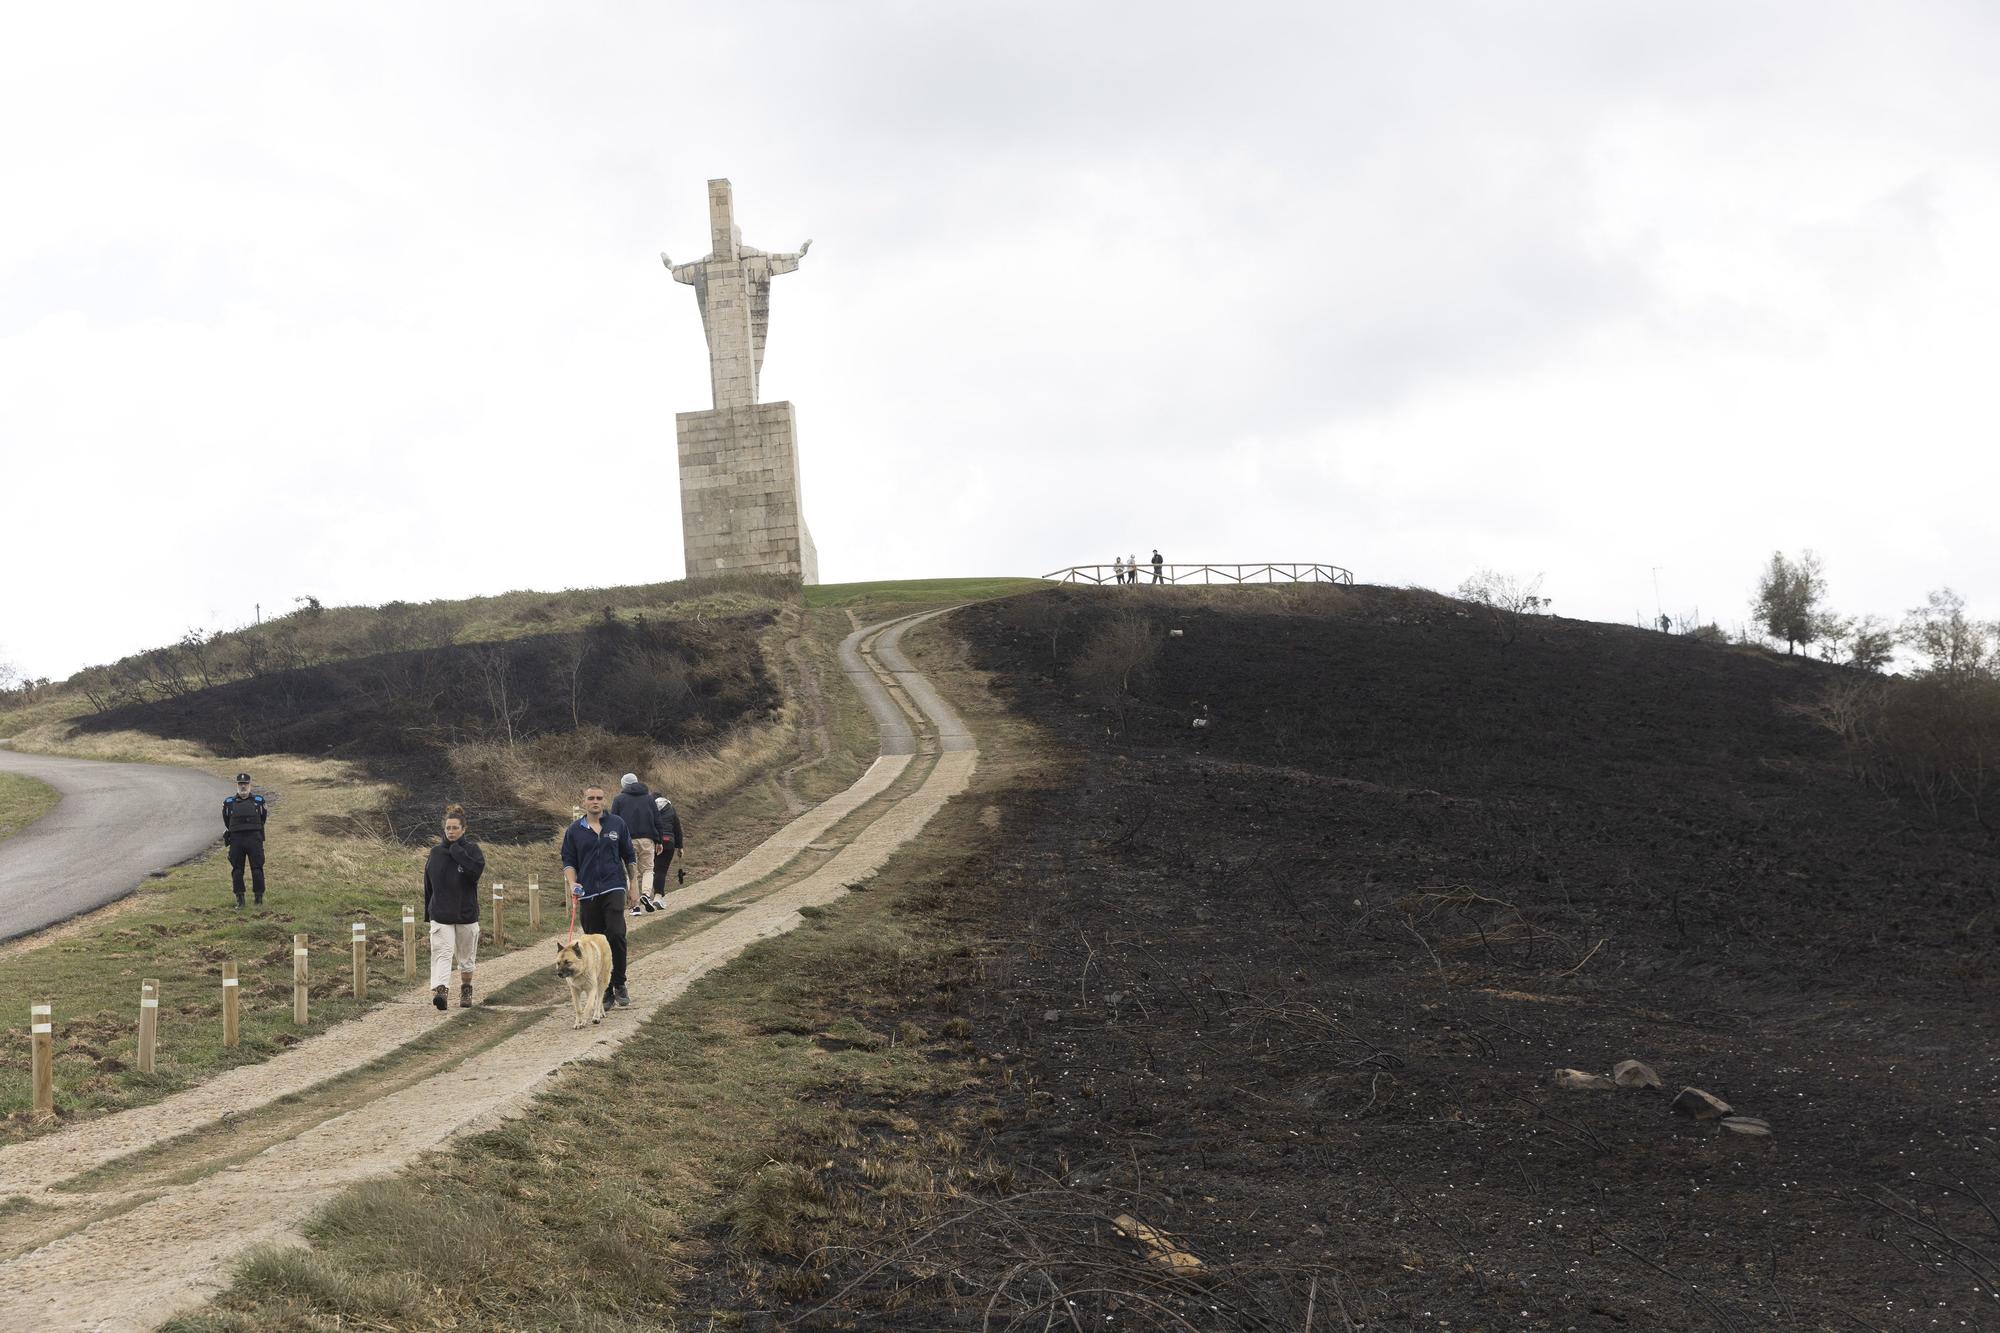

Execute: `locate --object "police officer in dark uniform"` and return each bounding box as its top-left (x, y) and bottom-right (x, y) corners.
top-left (222, 772), bottom-right (269, 907)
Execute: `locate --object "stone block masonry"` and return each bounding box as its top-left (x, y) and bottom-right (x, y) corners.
top-left (677, 400), bottom-right (819, 582)
top-left (662, 179), bottom-right (818, 584)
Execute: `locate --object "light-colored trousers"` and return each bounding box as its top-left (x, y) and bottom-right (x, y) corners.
top-left (628, 838), bottom-right (656, 898)
top-left (429, 921), bottom-right (479, 988)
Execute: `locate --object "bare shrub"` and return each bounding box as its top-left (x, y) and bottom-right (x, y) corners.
top-left (1068, 614), bottom-right (1163, 726)
top-left (1009, 593), bottom-right (1075, 670)
top-left (1796, 671), bottom-right (2000, 831)
top-left (1456, 569), bottom-right (1550, 615)
top-left (1456, 570), bottom-right (1550, 647)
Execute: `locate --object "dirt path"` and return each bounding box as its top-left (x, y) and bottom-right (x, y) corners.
top-left (0, 610), bottom-right (976, 1332)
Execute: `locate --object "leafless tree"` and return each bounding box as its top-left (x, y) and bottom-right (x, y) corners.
top-left (562, 636), bottom-right (591, 729)
top-left (472, 643), bottom-right (529, 746)
top-left (1456, 569), bottom-right (1551, 615)
top-left (1069, 614), bottom-right (1162, 729)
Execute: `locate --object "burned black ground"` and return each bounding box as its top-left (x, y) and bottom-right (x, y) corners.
top-left (705, 585), bottom-right (2000, 1330)
top-left (76, 613), bottom-right (779, 840)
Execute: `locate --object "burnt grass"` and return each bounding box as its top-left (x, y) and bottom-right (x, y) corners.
top-left (75, 613), bottom-right (779, 841)
top-left (707, 586), bottom-right (2000, 1330)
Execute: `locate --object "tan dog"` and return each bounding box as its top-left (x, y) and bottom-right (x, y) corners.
top-left (554, 934), bottom-right (613, 1028)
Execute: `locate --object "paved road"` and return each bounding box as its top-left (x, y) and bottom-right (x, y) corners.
top-left (0, 745), bottom-right (231, 941)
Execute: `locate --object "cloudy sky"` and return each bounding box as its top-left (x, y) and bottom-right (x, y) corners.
top-left (3, 2), bottom-right (1996, 680)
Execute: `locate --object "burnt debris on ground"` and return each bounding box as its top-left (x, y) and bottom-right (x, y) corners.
top-left (705, 584), bottom-right (2000, 1330)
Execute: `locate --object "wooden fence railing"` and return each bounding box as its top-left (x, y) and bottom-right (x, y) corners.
top-left (1042, 562), bottom-right (1355, 587)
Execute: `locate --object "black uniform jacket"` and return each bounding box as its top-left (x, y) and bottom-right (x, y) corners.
top-left (423, 837), bottom-right (486, 924)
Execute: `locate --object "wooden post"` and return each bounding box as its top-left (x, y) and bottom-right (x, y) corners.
top-left (492, 883), bottom-right (506, 948)
top-left (293, 933), bottom-right (309, 1025)
top-left (222, 962), bottom-right (240, 1048)
top-left (29, 1004), bottom-right (53, 1119)
top-left (402, 906), bottom-right (416, 980)
top-left (351, 922), bottom-right (368, 1000)
top-left (137, 979), bottom-right (159, 1074)
top-left (528, 877), bottom-right (540, 928)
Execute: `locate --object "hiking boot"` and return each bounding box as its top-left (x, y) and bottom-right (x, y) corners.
top-left (613, 984), bottom-right (631, 1008)
top-left (234, 894), bottom-right (245, 909)
top-left (432, 985), bottom-right (448, 1011)
top-left (253, 895), bottom-right (264, 906)
top-left (459, 983), bottom-right (474, 1009)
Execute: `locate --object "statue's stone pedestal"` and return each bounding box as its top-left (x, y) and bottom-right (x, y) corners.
top-left (676, 401), bottom-right (819, 584)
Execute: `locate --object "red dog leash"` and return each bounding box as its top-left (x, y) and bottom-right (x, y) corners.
top-left (567, 888), bottom-right (577, 945)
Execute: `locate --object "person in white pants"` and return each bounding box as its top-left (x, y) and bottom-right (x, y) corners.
top-left (422, 803), bottom-right (487, 1010)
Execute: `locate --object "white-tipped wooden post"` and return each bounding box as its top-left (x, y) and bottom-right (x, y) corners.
top-left (402, 906), bottom-right (416, 980)
top-left (351, 922), bottom-right (368, 1000)
top-left (293, 934), bottom-right (309, 1025)
top-left (492, 883), bottom-right (506, 948)
top-left (138, 979), bottom-right (159, 1074)
top-left (528, 877), bottom-right (540, 928)
top-left (222, 962), bottom-right (240, 1048)
top-left (29, 1004), bottom-right (53, 1118)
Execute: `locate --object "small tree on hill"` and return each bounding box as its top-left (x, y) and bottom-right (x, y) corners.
top-left (1752, 550), bottom-right (1828, 655)
top-left (1847, 615), bottom-right (1896, 672)
top-left (1900, 588), bottom-right (1996, 680)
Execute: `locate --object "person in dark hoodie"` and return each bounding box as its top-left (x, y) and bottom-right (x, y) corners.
top-left (422, 804), bottom-right (487, 1011)
top-left (650, 792), bottom-right (685, 897)
top-left (611, 771), bottom-right (665, 914)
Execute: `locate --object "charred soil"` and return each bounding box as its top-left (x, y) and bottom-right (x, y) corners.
top-left (75, 614), bottom-right (779, 840)
top-left (702, 585), bottom-right (2000, 1330)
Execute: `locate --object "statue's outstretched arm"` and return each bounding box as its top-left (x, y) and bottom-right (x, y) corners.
top-left (769, 239), bottom-right (813, 276)
top-left (662, 252), bottom-right (699, 285)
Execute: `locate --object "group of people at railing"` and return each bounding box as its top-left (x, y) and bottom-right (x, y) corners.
top-left (1110, 550), bottom-right (1165, 585)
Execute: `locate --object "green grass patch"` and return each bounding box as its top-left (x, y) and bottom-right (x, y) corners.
top-left (0, 772), bottom-right (59, 844)
top-left (803, 576), bottom-right (1044, 613)
top-left (0, 750), bottom-right (580, 1139)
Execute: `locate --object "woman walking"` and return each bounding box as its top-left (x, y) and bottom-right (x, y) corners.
top-left (423, 803), bottom-right (487, 1010)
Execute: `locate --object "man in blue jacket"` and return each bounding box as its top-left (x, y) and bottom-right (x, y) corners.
top-left (560, 784), bottom-right (637, 1009)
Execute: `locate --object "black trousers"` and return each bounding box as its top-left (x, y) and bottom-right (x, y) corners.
top-left (578, 889), bottom-right (627, 993)
top-left (228, 835), bottom-right (266, 900)
top-left (650, 842), bottom-right (676, 894)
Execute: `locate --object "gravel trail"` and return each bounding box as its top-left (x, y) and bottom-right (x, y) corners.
top-left (0, 609), bottom-right (974, 1331)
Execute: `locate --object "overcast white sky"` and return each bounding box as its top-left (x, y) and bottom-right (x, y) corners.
top-left (3, 2), bottom-right (1996, 680)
